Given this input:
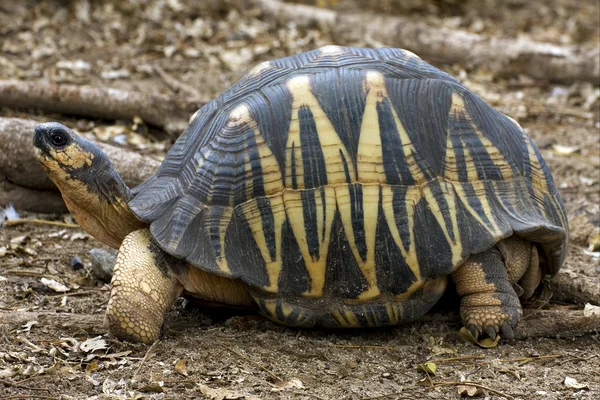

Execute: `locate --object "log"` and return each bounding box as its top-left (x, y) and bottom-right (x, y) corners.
top-left (551, 270), bottom-right (600, 306)
top-left (0, 308), bottom-right (597, 341)
top-left (516, 308), bottom-right (600, 340)
top-left (249, 0), bottom-right (600, 83)
top-left (0, 179), bottom-right (67, 213)
top-left (0, 117), bottom-right (160, 198)
top-left (0, 80), bottom-right (204, 137)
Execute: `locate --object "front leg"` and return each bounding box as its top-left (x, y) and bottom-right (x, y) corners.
top-left (452, 247), bottom-right (521, 341)
top-left (105, 229), bottom-right (183, 343)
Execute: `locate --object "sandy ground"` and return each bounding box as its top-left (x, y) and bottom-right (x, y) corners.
top-left (1, 1), bottom-right (599, 399)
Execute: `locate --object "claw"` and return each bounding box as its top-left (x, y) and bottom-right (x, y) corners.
top-left (501, 320), bottom-right (515, 340)
top-left (485, 326), bottom-right (497, 341)
top-left (468, 324), bottom-right (480, 341)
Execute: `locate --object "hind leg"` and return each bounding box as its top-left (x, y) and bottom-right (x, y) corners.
top-left (452, 247), bottom-right (521, 341)
top-left (497, 236), bottom-right (541, 299)
top-left (105, 229), bottom-right (183, 343)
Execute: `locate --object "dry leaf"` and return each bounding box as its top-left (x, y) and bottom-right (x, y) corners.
top-left (457, 384), bottom-right (486, 397)
top-left (138, 383), bottom-right (165, 393)
top-left (80, 336), bottom-right (108, 353)
top-left (198, 383), bottom-right (246, 400)
top-left (552, 144), bottom-right (579, 155)
top-left (564, 376), bottom-right (588, 389)
top-left (174, 359), bottom-right (188, 377)
top-left (18, 320), bottom-right (38, 332)
top-left (85, 360), bottom-right (99, 374)
top-left (271, 377), bottom-right (304, 391)
top-left (459, 327), bottom-right (501, 348)
top-left (417, 362), bottom-right (437, 375)
top-left (588, 232), bottom-right (600, 252)
top-left (431, 344), bottom-right (456, 356)
top-left (40, 278), bottom-right (69, 293)
top-left (102, 378), bottom-right (117, 394)
top-left (583, 304), bottom-right (600, 317)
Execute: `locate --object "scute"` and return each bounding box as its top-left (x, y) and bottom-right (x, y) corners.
top-left (130, 46), bottom-right (568, 310)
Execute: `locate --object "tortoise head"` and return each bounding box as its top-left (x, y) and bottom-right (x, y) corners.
top-left (34, 122), bottom-right (145, 248)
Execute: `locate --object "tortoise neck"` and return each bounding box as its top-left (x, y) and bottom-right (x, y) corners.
top-left (55, 159), bottom-right (146, 249)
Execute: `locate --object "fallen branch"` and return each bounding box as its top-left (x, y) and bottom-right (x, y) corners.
top-left (551, 270), bottom-right (600, 306)
top-left (0, 118), bottom-right (160, 210)
top-left (0, 308), bottom-right (597, 341)
top-left (0, 179), bottom-right (67, 214)
top-left (516, 308), bottom-right (600, 339)
top-left (0, 311), bottom-right (104, 335)
top-left (0, 80), bottom-right (204, 137)
top-left (248, 0), bottom-right (599, 83)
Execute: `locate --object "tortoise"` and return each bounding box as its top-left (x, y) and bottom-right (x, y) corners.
top-left (33, 46), bottom-right (568, 344)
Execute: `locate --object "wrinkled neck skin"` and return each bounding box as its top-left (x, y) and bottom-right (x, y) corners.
top-left (41, 150), bottom-right (145, 249)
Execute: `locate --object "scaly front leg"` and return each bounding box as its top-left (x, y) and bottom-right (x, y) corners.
top-left (105, 229), bottom-right (183, 343)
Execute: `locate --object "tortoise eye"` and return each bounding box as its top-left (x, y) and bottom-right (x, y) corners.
top-left (49, 131), bottom-right (69, 147)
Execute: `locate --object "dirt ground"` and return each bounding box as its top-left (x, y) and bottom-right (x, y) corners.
top-left (1, 1), bottom-right (599, 399)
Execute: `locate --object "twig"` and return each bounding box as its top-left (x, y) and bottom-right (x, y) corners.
top-left (2, 270), bottom-right (61, 279)
top-left (497, 354), bottom-right (563, 366)
top-left (154, 65), bottom-right (204, 101)
top-left (0, 379), bottom-right (50, 391)
top-left (48, 289), bottom-right (107, 298)
top-left (361, 392), bottom-right (411, 400)
top-left (132, 340), bottom-right (160, 381)
top-left (333, 344), bottom-right (403, 351)
top-left (431, 381), bottom-right (514, 399)
top-left (220, 344), bottom-right (283, 382)
top-left (2, 219), bottom-right (79, 228)
top-left (431, 355), bottom-right (486, 364)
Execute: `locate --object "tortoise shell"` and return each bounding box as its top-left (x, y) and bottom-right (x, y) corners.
top-left (129, 46), bottom-right (568, 325)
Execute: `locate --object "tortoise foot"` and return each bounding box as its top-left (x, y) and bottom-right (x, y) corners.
top-left (452, 243), bottom-right (523, 343)
top-left (461, 300), bottom-right (519, 341)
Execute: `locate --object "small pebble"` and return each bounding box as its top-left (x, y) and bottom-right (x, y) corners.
top-left (70, 255), bottom-right (84, 270)
top-left (90, 248), bottom-right (117, 281)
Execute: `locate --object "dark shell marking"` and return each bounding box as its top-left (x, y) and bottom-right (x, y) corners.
top-left (129, 46), bottom-right (568, 327)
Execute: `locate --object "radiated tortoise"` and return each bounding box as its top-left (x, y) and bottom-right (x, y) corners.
top-left (33, 46), bottom-right (568, 344)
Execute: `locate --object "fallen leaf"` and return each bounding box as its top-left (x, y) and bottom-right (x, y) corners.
top-left (18, 320), bottom-right (38, 332)
top-left (459, 327), bottom-right (500, 348)
top-left (40, 278), bottom-right (70, 293)
top-left (583, 304), bottom-right (600, 317)
top-left (80, 336), bottom-right (108, 353)
top-left (588, 232), bottom-right (600, 252)
top-left (138, 383), bottom-right (165, 393)
top-left (271, 377), bottom-right (303, 391)
top-left (174, 359), bottom-right (188, 377)
top-left (417, 362), bottom-right (437, 375)
top-left (10, 235), bottom-right (30, 249)
top-left (564, 376), bottom-right (588, 389)
top-left (431, 344), bottom-right (456, 356)
top-left (86, 361), bottom-right (99, 374)
top-left (102, 378), bottom-right (117, 394)
top-left (552, 144), bottom-right (579, 155)
top-left (198, 383), bottom-right (245, 400)
top-left (457, 384), bottom-right (486, 397)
